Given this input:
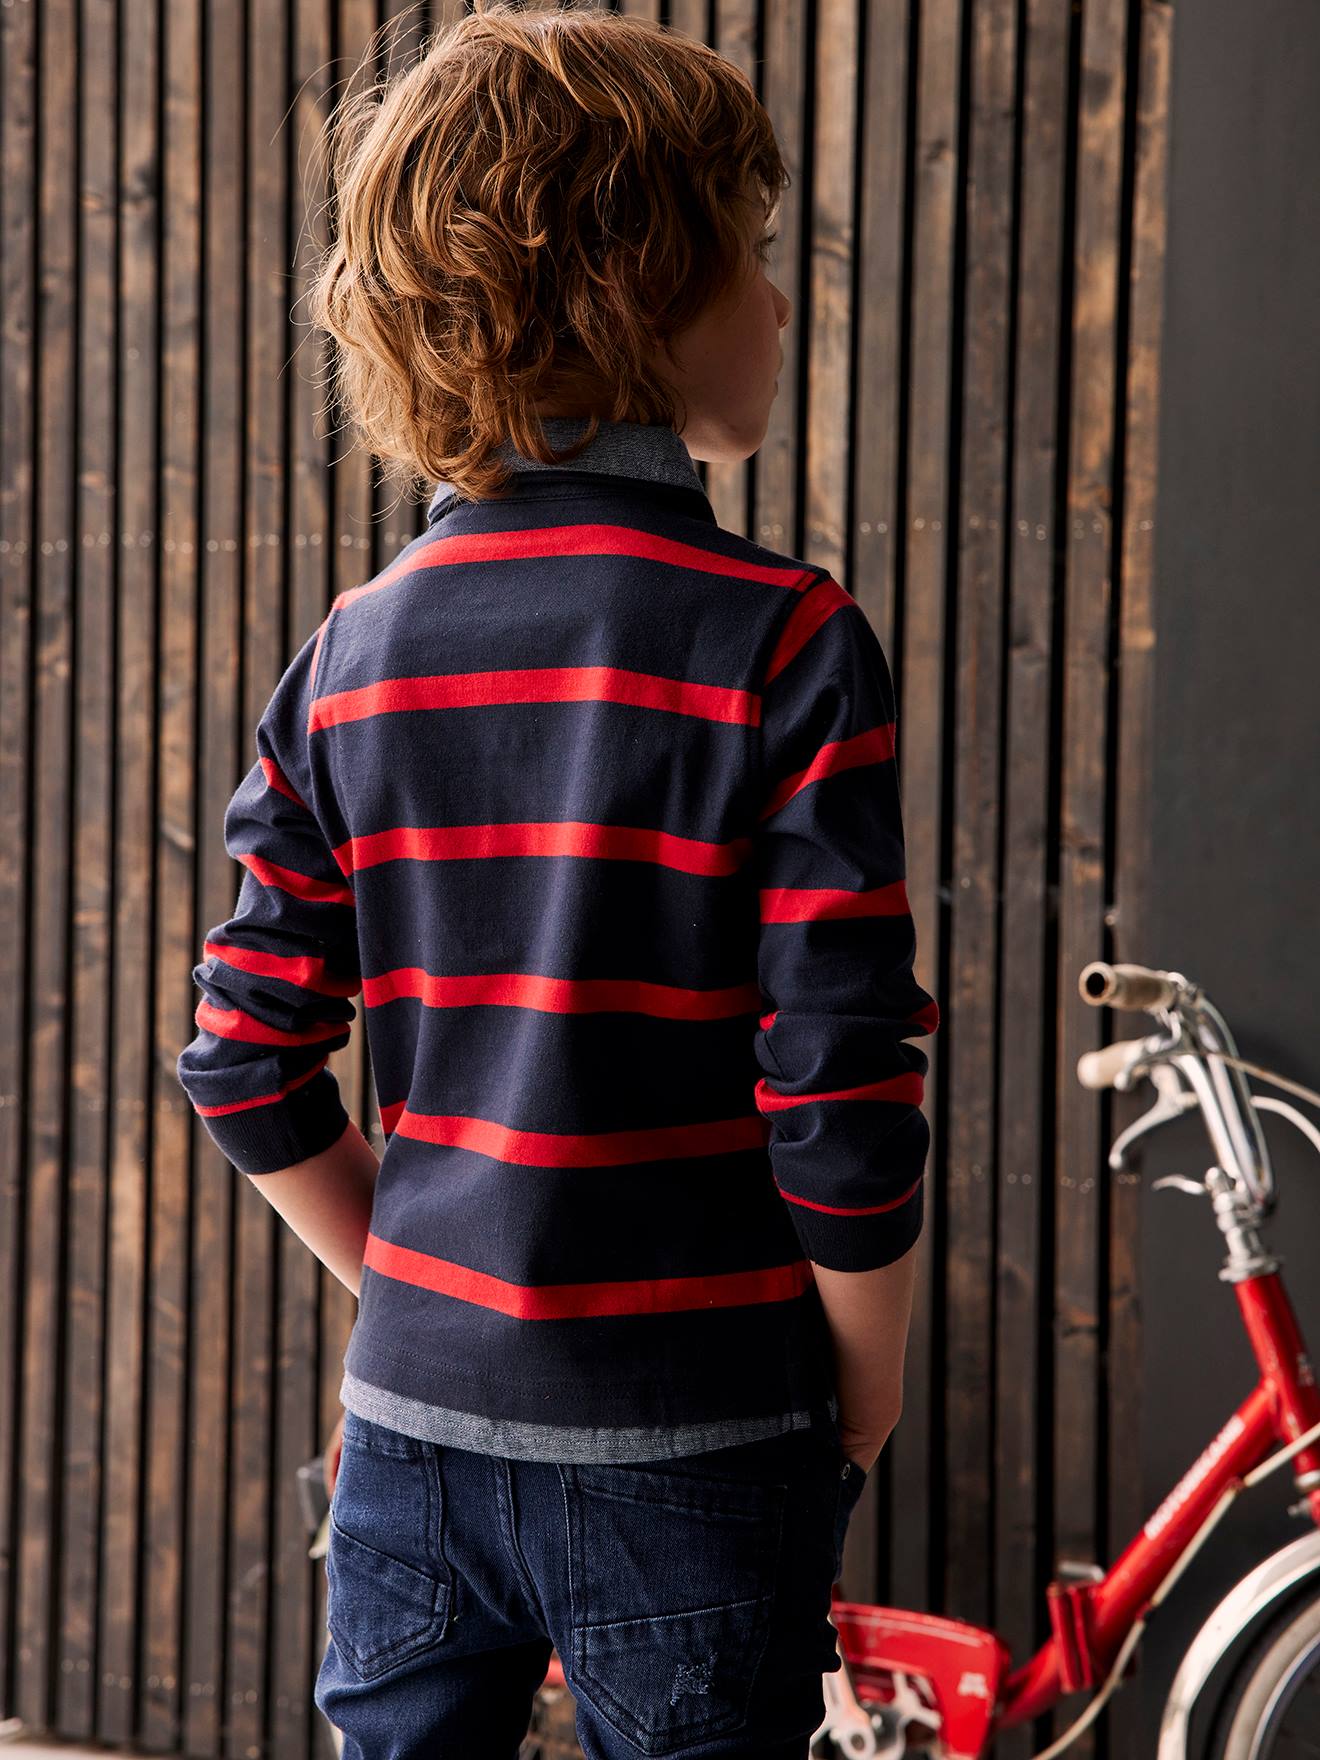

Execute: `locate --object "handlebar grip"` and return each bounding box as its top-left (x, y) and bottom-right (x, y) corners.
top-left (1078, 960), bottom-right (1181, 1011)
top-left (1077, 1037), bottom-right (1148, 1090)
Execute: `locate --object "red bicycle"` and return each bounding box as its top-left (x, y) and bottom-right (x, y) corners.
top-left (530, 960), bottom-right (1320, 1759)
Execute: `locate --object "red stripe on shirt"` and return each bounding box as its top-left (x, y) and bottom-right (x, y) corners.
top-left (362, 1231), bottom-right (815, 1319)
top-left (192, 1055), bottom-right (330, 1119)
top-left (236, 851), bottom-right (356, 906)
top-left (759, 723), bottom-right (896, 820)
top-left (759, 878), bottom-right (910, 922)
top-left (774, 1173), bottom-right (924, 1218)
top-left (380, 1103), bottom-right (770, 1166)
top-left (260, 755), bottom-right (309, 809)
top-left (204, 937), bottom-right (361, 999)
top-left (331, 526), bottom-right (819, 617)
top-left (754, 1071), bottom-right (925, 1112)
top-left (764, 579), bottom-right (854, 684)
top-left (339, 821), bottom-right (751, 878)
top-left (310, 666), bottom-right (760, 732)
top-left (194, 999), bottom-right (348, 1049)
top-left (363, 967), bottom-right (762, 1019)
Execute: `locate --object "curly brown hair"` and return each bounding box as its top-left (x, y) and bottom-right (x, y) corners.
top-left (307, 0), bottom-right (789, 506)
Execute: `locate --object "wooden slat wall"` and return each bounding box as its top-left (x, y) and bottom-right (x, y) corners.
top-left (0, 1), bottom-right (1170, 1755)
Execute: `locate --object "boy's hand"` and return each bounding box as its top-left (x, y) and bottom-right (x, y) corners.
top-left (323, 1410), bottom-right (345, 1503)
top-left (835, 1404), bottom-right (902, 1477)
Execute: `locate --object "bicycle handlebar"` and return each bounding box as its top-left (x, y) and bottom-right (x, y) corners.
top-left (1076, 1036), bottom-right (1149, 1091)
top-left (1078, 960), bottom-right (1185, 1012)
top-left (1075, 959), bottom-right (1275, 1213)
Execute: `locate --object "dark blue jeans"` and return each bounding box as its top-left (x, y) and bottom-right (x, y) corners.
top-left (314, 1401), bottom-right (869, 1759)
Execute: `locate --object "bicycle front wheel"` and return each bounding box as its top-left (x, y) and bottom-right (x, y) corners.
top-left (1204, 1588), bottom-right (1320, 1758)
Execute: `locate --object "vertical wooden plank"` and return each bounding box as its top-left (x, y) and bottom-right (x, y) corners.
top-left (185, 0), bottom-right (247, 1752)
top-left (0, 0), bottom-right (38, 1719)
top-left (802, 0), bottom-right (859, 595)
top-left (754, 0), bottom-right (811, 565)
top-left (666, 3), bottom-right (711, 60)
top-left (271, 3), bottom-right (337, 1753)
top-left (1104, 3), bottom-right (1172, 1751)
top-left (889, 0), bottom-right (962, 1617)
top-left (945, 0), bottom-right (1016, 1631)
top-left (17, 0), bottom-right (79, 1728)
top-left (383, 0), bottom-right (429, 69)
top-left (101, 0), bottom-right (159, 1736)
top-left (705, 0), bottom-right (759, 537)
top-left (1053, 0), bottom-right (1129, 1748)
top-left (994, 0), bottom-right (1071, 1748)
top-left (59, 0), bottom-right (119, 1734)
top-left (145, 0), bottom-right (203, 1747)
top-left (851, 0), bottom-right (909, 647)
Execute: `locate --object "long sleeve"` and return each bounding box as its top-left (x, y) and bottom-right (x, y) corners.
top-left (752, 577), bottom-right (940, 1271)
top-left (176, 619), bottom-right (361, 1175)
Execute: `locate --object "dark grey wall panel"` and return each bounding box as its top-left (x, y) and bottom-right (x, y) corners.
top-left (1141, 0), bottom-right (1320, 1745)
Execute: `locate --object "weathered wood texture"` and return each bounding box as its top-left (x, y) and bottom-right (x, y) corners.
top-left (0, 1), bottom-right (1169, 1754)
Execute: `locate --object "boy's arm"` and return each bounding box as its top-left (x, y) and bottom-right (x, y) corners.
top-left (241, 1121), bottom-right (379, 1296)
top-left (176, 619), bottom-right (369, 1253)
top-left (752, 577), bottom-right (939, 1458)
top-left (813, 1247), bottom-right (919, 1469)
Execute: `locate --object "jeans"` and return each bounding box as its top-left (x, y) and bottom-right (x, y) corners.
top-left (314, 1401), bottom-right (869, 1759)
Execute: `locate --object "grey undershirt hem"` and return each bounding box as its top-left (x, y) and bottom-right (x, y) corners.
top-left (339, 1368), bottom-right (840, 1464)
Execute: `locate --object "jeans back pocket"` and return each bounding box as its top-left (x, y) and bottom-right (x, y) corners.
top-left (325, 1409), bottom-right (452, 1682)
top-left (559, 1459), bottom-right (785, 1757)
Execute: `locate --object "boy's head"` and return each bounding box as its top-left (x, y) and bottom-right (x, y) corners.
top-left (309, 0), bottom-right (792, 505)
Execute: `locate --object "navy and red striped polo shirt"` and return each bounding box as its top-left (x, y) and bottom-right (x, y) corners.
top-left (176, 417), bottom-right (939, 1462)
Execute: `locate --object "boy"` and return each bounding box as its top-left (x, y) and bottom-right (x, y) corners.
top-left (176, 5), bottom-right (939, 1755)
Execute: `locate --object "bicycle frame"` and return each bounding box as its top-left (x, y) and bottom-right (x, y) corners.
top-left (999, 1265), bottom-right (1320, 1727)
top-left (826, 1261), bottom-right (1320, 1758)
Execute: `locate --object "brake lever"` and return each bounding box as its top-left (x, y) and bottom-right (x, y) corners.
top-left (1108, 1062), bottom-right (1200, 1171)
top-left (1151, 1174), bottom-right (1208, 1198)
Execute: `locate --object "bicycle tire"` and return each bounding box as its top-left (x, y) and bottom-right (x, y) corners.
top-left (1201, 1585), bottom-right (1320, 1759)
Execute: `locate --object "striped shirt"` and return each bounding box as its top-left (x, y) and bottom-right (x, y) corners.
top-left (176, 417), bottom-right (939, 1462)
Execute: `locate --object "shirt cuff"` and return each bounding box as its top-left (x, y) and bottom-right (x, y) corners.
top-left (193, 1066), bottom-right (352, 1176)
top-left (791, 1174), bottom-right (925, 1272)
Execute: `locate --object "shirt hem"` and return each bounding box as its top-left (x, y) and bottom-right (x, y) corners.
top-left (338, 1365), bottom-right (839, 1463)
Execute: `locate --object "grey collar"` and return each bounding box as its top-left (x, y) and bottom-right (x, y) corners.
top-left (427, 418), bottom-right (705, 523)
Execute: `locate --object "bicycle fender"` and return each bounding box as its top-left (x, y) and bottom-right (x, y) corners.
top-left (1157, 1528), bottom-right (1320, 1759)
